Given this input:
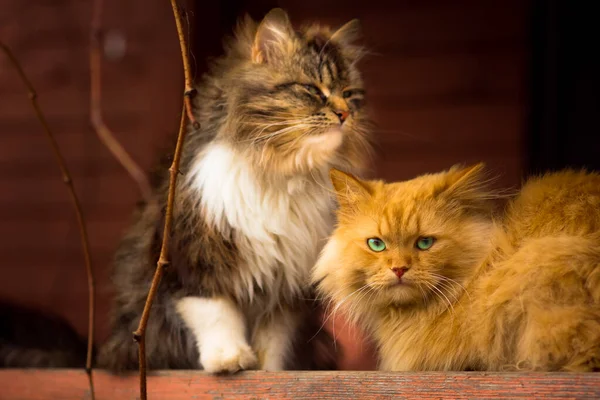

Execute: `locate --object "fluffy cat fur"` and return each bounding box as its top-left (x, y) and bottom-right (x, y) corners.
top-left (313, 165), bottom-right (600, 371)
top-left (99, 8), bottom-right (371, 373)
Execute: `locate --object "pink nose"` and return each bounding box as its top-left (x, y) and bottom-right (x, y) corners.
top-left (391, 267), bottom-right (408, 279)
top-left (334, 110), bottom-right (349, 123)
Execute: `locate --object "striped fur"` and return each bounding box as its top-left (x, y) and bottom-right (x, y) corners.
top-left (99, 8), bottom-right (371, 373)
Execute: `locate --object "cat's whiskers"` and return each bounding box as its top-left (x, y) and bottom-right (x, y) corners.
top-left (247, 120), bottom-right (311, 142)
top-left (422, 280), bottom-right (456, 320)
top-left (343, 285), bottom-right (376, 328)
top-left (336, 285), bottom-right (377, 346)
top-left (313, 283), bottom-right (371, 346)
top-left (315, 282), bottom-right (361, 326)
top-left (238, 115), bottom-right (312, 140)
top-left (321, 282), bottom-right (366, 314)
top-left (330, 284), bottom-right (373, 350)
top-left (256, 125), bottom-right (314, 165)
top-left (415, 283), bottom-right (430, 307)
top-left (430, 273), bottom-right (472, 301)
top-left (259, 123), bottom-right (316, 145)
top-left (288, 126), bottom-right (319, 148)
top-left (434, 281), bottom-right (461, 304)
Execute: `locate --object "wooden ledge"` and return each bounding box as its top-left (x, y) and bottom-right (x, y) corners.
top-left (1, 369), bottom-right (599, 399)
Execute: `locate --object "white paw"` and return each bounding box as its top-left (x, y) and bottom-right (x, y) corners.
top-left (201, 341), bottom-right (257, 373)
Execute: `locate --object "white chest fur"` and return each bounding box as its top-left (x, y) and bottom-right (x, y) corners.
top-left (187, 143), bottom-right (334, 304)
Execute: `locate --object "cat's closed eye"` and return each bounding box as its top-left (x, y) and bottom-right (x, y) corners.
top-left (342, 88), bottom-right (365, 108)
top-left (342, 88), bottom-right (365, 99)
top-left (302, 84), bottom-right (327, 102)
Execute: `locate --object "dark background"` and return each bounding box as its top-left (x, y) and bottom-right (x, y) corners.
top-left (0, 0), bottom-right (597, 366)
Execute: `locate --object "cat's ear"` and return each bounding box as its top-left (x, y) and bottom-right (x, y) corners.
top-left (330, 19), bottom-right (365, 63)
top-left (437, 163), bottom-right (490, 205)
top-left (331, 19), bottom-right (361, 46)
top-left (330, 168), bottom-right (371, 207)
top-left (252, 8), bottom-right (294, 64)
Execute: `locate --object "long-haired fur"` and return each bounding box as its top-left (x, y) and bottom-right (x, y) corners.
top-left (314, 165), bottom-right (600, 371)
top-left (99, 8), bottom-right (371, 373)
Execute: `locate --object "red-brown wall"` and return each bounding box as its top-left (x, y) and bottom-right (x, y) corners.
top-left (0, 0), bottom-right (530, 352)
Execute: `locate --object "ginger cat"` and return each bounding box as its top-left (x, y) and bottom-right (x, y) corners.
top-left (313, 164), bottom-right (600, 371)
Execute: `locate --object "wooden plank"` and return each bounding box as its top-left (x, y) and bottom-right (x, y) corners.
top-left (1, 370), bottom-right (599, 400)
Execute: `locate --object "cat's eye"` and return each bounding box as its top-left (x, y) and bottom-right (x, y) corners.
top-left (303, 84), bottom-right (326, 102)
top-left (367, 237), bottom-right (386, 252)
top-left (342, 88), bottom-right (365, 99)
top-left (416, 237), bottom-right (435, 251)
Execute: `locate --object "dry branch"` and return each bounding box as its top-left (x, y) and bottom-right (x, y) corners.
top-left (170, 0), bottom-right (199, 129)
top-left (90, 0), bottom-right (154, 202)
top-left (133, 108), bottom-right (187, 400)
top-left (133, 2), bottom-right (197, 399)
top-left (1, 42), bottom-right (96, 400)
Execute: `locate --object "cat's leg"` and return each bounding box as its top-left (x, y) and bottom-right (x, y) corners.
top-left (252, 308), bottom-right (300, 371)
top-left (176, 296), bottom-right (257, 373)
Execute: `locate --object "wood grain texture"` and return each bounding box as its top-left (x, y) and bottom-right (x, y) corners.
top-left (1, 370), bottom-right (599, 400)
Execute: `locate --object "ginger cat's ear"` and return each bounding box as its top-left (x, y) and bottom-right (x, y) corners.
top-left (252, 8), bottom-right (294, 64)
top-left (329, 168), bottom-right (371, 207)
top-left (445, 163), bottom-right (486, 191)
top-left (436, 163), bottom-right (492, 209)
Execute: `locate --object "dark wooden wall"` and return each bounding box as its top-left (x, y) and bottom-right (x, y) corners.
top-left (0, 0), bottom-right (530, 359)
top-left (1, 0), bottom-right (182, 343)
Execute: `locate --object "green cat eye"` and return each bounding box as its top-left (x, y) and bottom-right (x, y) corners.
top-left (367, 238), bottom-right (386, 252)
top-left (416, 237), bottom-right (435, 251)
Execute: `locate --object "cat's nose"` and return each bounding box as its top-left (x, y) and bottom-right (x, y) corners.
top-left (333, 109), bottom-right (349, 123)
top-left (391, 267), bottom-right (408, 279)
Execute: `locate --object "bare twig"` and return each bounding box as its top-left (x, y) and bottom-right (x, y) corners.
top-left (90, 0), bottom-right (153, 202)
top-left (133, 108), bottom-right (187, 399)
top-left (170, 0), bottom-right (199, 129)
top-left (132, 2), bottom-right (197, 399)
top-left (1, 42), bottom-right (96, 400)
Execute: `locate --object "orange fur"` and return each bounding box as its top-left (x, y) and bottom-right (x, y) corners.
top-left (313, 165), bottom-right (600, 371)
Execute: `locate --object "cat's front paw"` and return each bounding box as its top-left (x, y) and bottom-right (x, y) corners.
top-left (201, 341), bottom-right (257, 373)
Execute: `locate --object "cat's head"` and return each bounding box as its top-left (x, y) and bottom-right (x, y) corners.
top-left (216, 9), bottom-right (371, 177)
top-left (313, 164), bottom-right (496, 319)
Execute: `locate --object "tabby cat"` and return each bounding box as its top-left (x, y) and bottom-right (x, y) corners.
top-left (99, 8), bottom-right (371, 373)
top-left (314, 164), bottom-right (600, 371)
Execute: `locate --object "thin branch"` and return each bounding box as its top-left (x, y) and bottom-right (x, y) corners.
top-left (170, 0), bottom-right (199, 129)
top-left (130, 1), bottom-right (199, 397)
top-left (133, 107), bottom-right (187, 400)
top-left (1, 42), bottom-right (96, 400)
top-left (133, 2), bottom-right (197, 398)
top-left (90, 0), bottom-right (154, 202)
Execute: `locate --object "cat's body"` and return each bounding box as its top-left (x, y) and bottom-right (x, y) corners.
top-left (314, 166), bottom-right (600, 371)
top-left (99, 9), bottom-right (370, 373)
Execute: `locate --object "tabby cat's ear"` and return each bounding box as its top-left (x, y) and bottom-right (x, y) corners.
top-left (252, 8), bottom-right (294, 64)
top-left (331, 19), bottom-right (361, 46)
top-left (331, 19), bottom-right (365, 63)
top-left (329, 168), bottom-right (371, 207)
